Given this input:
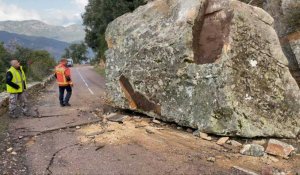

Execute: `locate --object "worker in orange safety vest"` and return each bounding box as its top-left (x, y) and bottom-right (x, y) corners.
top-left (55, 58), bottom-right (73, 107)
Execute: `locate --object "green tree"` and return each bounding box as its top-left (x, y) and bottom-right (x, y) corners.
top-left (0, 43), bottom-right (11, 91)
top-left (82, 0), bottom-right (146, 61)
top-left (28, 50), bottom-right (56, 81)
top-left (62, 42), bottom-right (89, 64)
top-left (62, 48), bottom-right (71, 59)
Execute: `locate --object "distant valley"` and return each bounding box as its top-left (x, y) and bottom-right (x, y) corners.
top-left (0, 31), bottom-right (70, 60)
top-left (0, 20), bottom-right (87, 60)
top-left (0, 20), bottom-right (85, 43)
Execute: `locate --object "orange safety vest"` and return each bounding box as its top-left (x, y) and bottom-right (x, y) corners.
top-left (55, 64), bottom-right (72, 86)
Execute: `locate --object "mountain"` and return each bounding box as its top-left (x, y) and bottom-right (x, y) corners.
top-left (0, 31), bottom-right (70, 59)
top-left (0, 20), bottom-right (85, 43)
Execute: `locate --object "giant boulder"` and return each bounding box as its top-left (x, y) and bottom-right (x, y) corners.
top-left (105, 0), bottom-right (300, 138)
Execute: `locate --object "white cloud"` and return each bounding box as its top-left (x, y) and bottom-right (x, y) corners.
top-left (42, 9), bottom-right (82, 26)
top-left (0, 0), bottom-right (87, 26)
top-left (73, 0), bottom-right (88, 10)
top-left (0, 0), bottom-right (41, 21)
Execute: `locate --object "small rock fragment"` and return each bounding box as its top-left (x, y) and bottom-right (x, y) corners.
top-left (106, 113), bottom-right (127, 123)
top-left (199, 132), bottom-right (212, 141)
top-left (86, 130), bottom-right (105, 137)
top-left (231, 166), bottom-right (259, 175)
top-left (240, 144), bottom-right (265, 157)
top-left (76, 126), bottom-right (81, 129)
top-left (6, 148), bottom-right (13, 152)
top-left (193, 130), bottom-right (200, 137)
top-left (207, 157), bottom-right (216, 162)
top-left (152, 119), bottom-right (161, 124)
top-left (186, 128), bottom-right (193, 133)
top-left (177, 127), bottom-right (182, 130)
top-left (231, 140), bottom-right (243, 147)
top-left (265, 139), bottom-right (295, 158)
top-left (18, 136), bottom-right (23, 139)
top-left (135, 124), bottom-right (147, 128)
top-left (11, 152), bottom-right (17, 155)
top-left (156, 128), bottom-right (164, 130)
top-left (95, 144), bottom-right (105, 151)
top-left (146, 129), bottom-right (155, 134)
top-left (252, 139), bottom-right (267, 146)
top-left (217, 137), bottom-right (229, 145)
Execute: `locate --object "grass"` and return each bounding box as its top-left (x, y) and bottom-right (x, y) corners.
top-left (94, 66), bottom-right (106, 77)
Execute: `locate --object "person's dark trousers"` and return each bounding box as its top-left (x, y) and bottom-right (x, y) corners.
top-left (59, 85), bottom-right (72, 105)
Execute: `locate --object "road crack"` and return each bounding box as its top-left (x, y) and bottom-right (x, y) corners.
top-left (46, 143), bottom-right (80, 175)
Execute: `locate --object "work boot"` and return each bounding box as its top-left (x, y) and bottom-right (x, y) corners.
top-left (60, 103), bottom-right (65, 107)
top-left (64, 103), bottom-right (71, 107)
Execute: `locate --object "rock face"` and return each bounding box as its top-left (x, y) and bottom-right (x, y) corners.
top-left (263, 0), bottom-right (300, 83)
top-left (105, 0), bottom-right (300, 138)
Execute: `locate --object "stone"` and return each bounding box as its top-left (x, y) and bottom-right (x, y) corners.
top-left (146, 128), bottom-right (155, 134)
top-left (265, 139), bottom-right (295, 158)
top-left (186, 128), bottom-right (193, 133)
top-left (105, 0), bottom-right (300, 138)
top-left (252, 139), bottom-right (267, 146)
top-left (6, 148), bottom-right (13, 152)
top-left (76, 126), bottom-right (81, 129)
top-left (152, 119), bottom-right (161, 124)
top-left (231, 140), bottom-right (243, 147)
top-left (240, 144), bottom-right (265, 157)
top-left (11, 152), bottom-right (17, 155)
top-left (105, 113), bottom-right (127, 123)
top-left (231, 166), bottom-right (259, 175)
top-left (207, 157), bottom-right (216, 162)
top-left (192, 130), bottom-right (200, 137)
top-left (216, 137), bottom-right (230, 145)
top-left (199, 132), bottom-right (212, 141)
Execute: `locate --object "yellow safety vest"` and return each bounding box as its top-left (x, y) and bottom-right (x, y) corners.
top-left (6, 66), bottom-right (27, 94)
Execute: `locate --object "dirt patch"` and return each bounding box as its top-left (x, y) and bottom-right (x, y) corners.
top-left (0, 114), bottom-right (28, 175)
top-left (77, 115), bottom-right (300, 174)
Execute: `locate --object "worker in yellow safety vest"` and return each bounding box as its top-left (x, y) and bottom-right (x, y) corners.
top-left (6, 59), bottom-right (28, 118)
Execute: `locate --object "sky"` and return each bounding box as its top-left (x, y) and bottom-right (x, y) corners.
top-left (0, 0), bottom-right (88, 26)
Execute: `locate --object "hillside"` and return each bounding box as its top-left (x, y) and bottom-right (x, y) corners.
top-left (0, 31), bottom-right (70, 59)
top-left (0, 20), bottom-right (85, 43)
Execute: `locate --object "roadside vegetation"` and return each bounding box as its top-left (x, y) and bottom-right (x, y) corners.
top-left (0, 43), bottom-right (56, 92)
top-left (62, 42), bottom-right (89, 64)
top-left (94, 65), bottom-right (106, 77)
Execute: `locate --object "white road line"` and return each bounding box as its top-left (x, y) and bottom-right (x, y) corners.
top-left (76, 68), bottom-right (95, 95)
